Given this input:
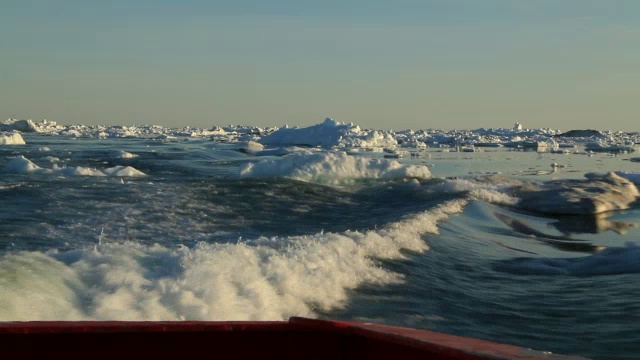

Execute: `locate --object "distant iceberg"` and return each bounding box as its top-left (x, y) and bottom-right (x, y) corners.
top-left (2, 116), bottom-right (639, 155)
top-left (258, 118), bottom-right (397, 149)
top-left (0, 119), bottom-right (41, 132)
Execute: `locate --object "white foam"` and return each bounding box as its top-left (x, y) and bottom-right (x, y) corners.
top-left (239, 151), bottom-right (431, 184)
top-left (434, 178), bottom-right (519, 205)
top-left (0, 200), bottom-right (466, 321)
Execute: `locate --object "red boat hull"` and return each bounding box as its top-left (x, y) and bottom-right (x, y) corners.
top-left (0, 317), bottom-right (585, 359)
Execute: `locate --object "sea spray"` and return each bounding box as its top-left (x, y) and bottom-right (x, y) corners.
top-left (0, 200), bottom-right (465, 321)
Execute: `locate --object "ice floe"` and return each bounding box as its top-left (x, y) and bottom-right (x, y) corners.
top-left (0, 131), bottom-right (26, 145)
top-left (110, 150), bottom-right (139, 159)
top-left (513, 172), bottom-right (639, 215)
top-left (4, 155), bottom-right (147, 177)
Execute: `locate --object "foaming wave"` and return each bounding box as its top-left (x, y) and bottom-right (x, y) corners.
top-left (0, 200), bottom-right (466, 321)
top-left (239, 151), bottom-right (431, 185)
top-left (433, 178), bottom-right (518, 205)
top-left (4, 155), bottom-right (146, 177)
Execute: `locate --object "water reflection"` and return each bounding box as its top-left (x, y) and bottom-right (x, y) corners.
top-left (550, 214), bottom-right (635, 236)
top-left (493, 212), bottom-right (636, 254)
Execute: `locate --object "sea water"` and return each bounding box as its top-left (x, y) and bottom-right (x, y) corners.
top-left (1, 133), bottom-right (640, 359)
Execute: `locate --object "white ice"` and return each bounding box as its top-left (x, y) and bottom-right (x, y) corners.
top-left (258, 118), bottom-right (398, 149)
top-left (240, 150), bottom-right (431, 184)
top-left (514, 172), bottom-right (640, 215)
top-left (4, 155), bottom-right (147, 177)
top-left (0, 131), bottom-right (26, 145)
top-left (2, 117), bottom-right (638, 154)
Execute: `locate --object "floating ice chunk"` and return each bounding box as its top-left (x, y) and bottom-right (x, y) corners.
top-left (156, 134), bottom-right (177, 141)
top-left (102, 166), bottom-right (147, 177)
top-left (60, 129), bottom-right (82, 137)
top-left (238, 141), bottom-right (265, 155)
top-left (352, 130), bottom-right (398, 149)
top-left (0, 131), bottom-right (26, 145)
top-left (240, 151), bottom-right (431, 184)
top-left (43, 156), bottom-right (60, 163)
top-left (110, 150), bottom-right (138, 159)
top-left (5, 155), bottom-right (42, 173)
top-left (585, 140), bottom-right (637, 153)
top-left (4, 155), bottom-right (146, 177)
top-left (55, 166), bottom-right (106, 177)
top-left (514, 172), bottom-right (640, 215)
top-left (237, 141), bottom-right (306, 157)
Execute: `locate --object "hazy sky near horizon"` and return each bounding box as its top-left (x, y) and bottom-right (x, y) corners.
top-left (2, 0), bottom-right (639, 131)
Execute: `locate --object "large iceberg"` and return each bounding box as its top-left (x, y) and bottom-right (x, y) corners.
top-left (258, 118), bottom-right (397, 149)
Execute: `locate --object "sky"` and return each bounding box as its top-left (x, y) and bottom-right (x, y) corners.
top-left (1, 0), bottom-right (639, 131)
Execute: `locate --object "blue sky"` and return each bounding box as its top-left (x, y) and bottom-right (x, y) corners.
top-left (1, 0), bottom-right (639, 130)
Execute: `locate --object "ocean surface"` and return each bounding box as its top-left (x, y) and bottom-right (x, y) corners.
top-left (2, 133), bottom-right (640, 359)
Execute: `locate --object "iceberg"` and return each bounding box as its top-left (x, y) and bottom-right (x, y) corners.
top-left (0, 131), bottom-right (26, 145)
